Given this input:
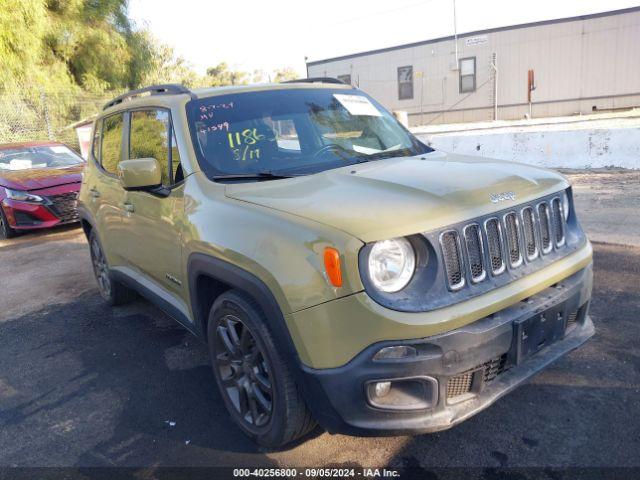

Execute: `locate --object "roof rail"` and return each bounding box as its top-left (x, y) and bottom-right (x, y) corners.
top-left (103, 84), bottom-right (195, 110)
top-left (282, 77), bottom-right (348, 85)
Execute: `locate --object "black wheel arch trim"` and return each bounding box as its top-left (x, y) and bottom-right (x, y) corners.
top-left (186, 252), bottom-right (347, 431)
top-left (77, 206), bottom-right (96, 239)
top-left (187, 253), bottom-right (298, 360)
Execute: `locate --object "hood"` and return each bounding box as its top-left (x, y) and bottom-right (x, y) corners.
top-left (0, 165), bottom-right (84, 191)
top-left (225, 151), bottom-right (569, 242)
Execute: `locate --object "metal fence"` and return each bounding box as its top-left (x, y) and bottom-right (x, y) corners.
top-left (0, 88), bottom-right (112, 151)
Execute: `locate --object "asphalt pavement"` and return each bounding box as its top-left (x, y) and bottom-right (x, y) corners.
top-left (0, 172), bottom-right (638, 477)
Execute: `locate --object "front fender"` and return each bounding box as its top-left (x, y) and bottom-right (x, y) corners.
top-left (182, 175), bottom-right (365, 317)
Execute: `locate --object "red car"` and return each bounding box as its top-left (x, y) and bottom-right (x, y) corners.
top-left (0, 141), bottom-right (85, 239)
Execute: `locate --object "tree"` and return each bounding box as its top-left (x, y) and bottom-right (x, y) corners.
top-left (205, 62), bottom-right (250, 87)
top-left (273, 67), bottom-right (299, 83)
top-left (136, 31), bottom-right (201, 88)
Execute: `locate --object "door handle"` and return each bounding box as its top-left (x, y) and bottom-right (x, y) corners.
top-left (123, 202), bottom-right (135, 213)
top-left (89, 188), bottom-right (100, 198)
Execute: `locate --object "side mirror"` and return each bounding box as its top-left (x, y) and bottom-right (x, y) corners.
top-left (117, 158), bottom-right (161, 190)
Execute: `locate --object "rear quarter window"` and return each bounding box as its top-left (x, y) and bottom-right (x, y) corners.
top-left (91, 118), bottom-right (102, 163)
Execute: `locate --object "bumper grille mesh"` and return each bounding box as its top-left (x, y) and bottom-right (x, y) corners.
top-left (447, 371), bottom-right (474, 399)
top-left (48, 192), bottom-right (80, 223)
top-left (447, 354), bottom-right (509, 400)
top-left (483, 354), bottom-right (508, 382)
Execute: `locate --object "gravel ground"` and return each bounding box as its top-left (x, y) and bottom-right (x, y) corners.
top-left (0, 170), bottom-right (638, 477)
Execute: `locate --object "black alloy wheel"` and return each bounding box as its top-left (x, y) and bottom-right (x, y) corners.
top-left (90, 233), bottom-right (112, 299)
top-left (214, 313), bottom-right (274, 428)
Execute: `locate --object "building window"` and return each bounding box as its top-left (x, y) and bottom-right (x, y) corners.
top-left (459, 57), bottom-right (476, 93)
top-left (398, 66), bottom-right (413, 100)
top-left (337, 74), bottom-right (351, 85)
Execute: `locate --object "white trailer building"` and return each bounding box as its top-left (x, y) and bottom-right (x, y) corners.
top-left (306, 7), bottom-right (640, 126)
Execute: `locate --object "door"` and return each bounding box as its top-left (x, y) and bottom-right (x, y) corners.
top-left (85, 113), bottom-right (127, 266)
top-left (119, 108), bottom-right (185, 303)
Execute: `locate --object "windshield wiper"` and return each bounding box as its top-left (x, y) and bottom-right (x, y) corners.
top-left (212, 171), bottom-right (298, 181)
top-left (353, 148), bottom-right (416, 163)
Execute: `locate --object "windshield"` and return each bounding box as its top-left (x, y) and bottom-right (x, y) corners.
top-left (186, 87), bottom-right (431, 179)
top-left (0, 145), bottom-right (84, 171)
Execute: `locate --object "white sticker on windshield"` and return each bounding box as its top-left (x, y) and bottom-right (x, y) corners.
top-left (334, 94), bottom-right (382, 117)
top-left (9, 159), bottom-right (33, 170)
top-left (49, 146), bottom-right (68, 153)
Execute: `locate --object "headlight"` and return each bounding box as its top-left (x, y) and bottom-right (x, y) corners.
top-left (562, 191), bottom-right (570, 220)
top-left (5, 188), bottom-right (43, 203)
top-left (368, 237), bottom-right (416, 292)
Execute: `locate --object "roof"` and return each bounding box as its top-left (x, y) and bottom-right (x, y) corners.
top-left (192, 81), bottom-right (352, 99)
top-left (99, 81), bottom-right (353, 113)
top-left (0, 141), bottom-right (66, 150)
top-left (307, 6), bottom-right (640, 66)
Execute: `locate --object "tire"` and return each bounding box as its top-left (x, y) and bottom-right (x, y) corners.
top-left (89, 229), bottom-right (137, 306)
top-left (0, 206), bottom-right (17, 240)
top-left (207, 290), bottom-right (316, 447)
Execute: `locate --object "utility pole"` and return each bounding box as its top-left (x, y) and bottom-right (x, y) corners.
top-left (491, 53), bottom-right (499, 121)
top-left (417, 71), bottom-right (425, 125)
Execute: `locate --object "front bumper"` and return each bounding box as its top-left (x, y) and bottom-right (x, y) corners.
top-left (299, 263), bottom-right (593, 436)
top-left (2, 187), bottom-right (80, 230)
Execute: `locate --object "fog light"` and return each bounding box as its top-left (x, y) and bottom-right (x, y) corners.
top-left (366, 377), bottom-right (438, 411)
top-left (373, 381), bottom-right (391, 398)
top-left (373, 345), bottom-right (417, 361)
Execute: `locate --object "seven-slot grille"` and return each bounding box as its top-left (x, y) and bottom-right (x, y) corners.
top-left (48, 192), bottom-right (80, 223)
top-left (440, 195), bottom-right (568, 291)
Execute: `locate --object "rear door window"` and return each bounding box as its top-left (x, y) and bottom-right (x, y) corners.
top-left (101, 114), bottom-right (124, 175)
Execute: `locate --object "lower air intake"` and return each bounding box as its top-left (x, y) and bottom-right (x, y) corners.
top-left (447, 371), bottom-right (474, 399)
top-left (446, 354), bottom-right (508, 400)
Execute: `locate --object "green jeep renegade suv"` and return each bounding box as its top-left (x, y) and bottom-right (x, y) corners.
top-left (79, 80), bottom-right (594, 447)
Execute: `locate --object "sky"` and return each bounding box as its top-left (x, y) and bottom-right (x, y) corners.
top-left (129, 0), bottom-right (640, 76)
